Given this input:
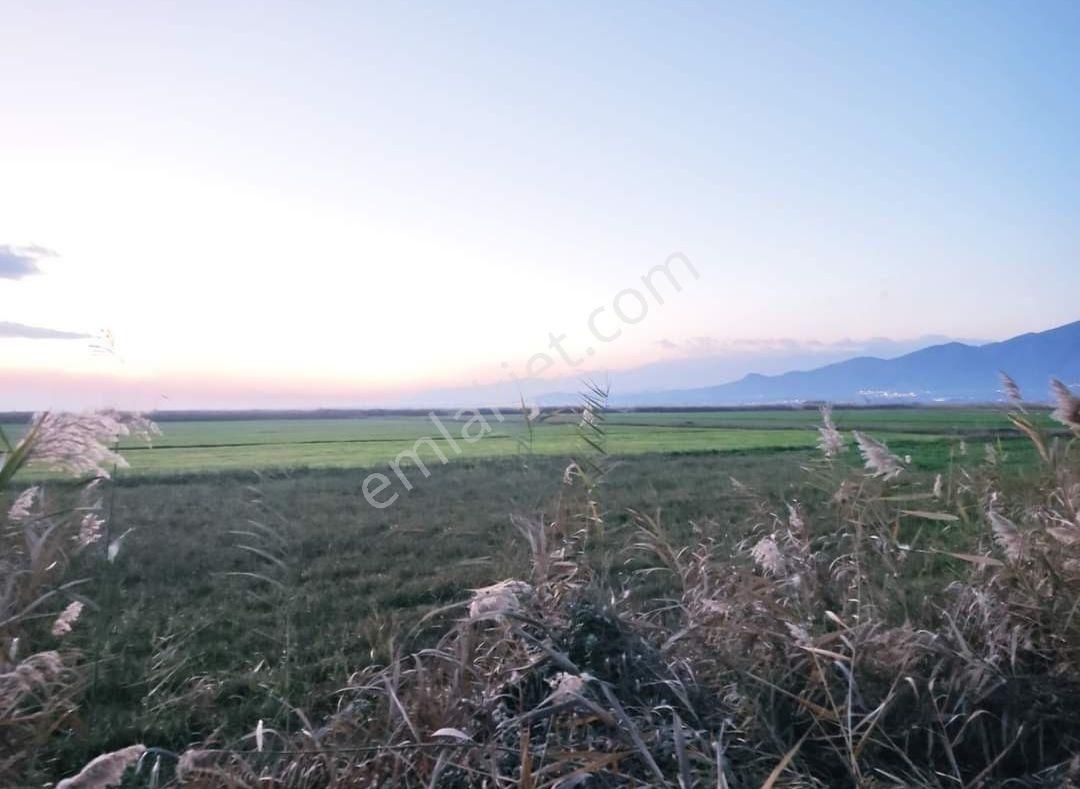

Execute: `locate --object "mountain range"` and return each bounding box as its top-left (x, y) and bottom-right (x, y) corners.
top-left (594, 320), bottom-right (1080, 407)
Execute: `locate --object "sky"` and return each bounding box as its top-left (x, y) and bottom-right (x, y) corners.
top-left (2, 1), bottom-right (1078, 410)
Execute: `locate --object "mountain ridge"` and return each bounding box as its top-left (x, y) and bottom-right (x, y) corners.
top-left (549, 320), bottom-right (1080, 407)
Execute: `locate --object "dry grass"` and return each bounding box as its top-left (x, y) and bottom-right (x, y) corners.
top-left (0, 413), bottom-right (156, 785)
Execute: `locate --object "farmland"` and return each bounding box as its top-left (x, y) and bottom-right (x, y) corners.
top-left (57, 451), bottom-right (813, 771)
top-left (1, 406), bottom-right (1044, 477)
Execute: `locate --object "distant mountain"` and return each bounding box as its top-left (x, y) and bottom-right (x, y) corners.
top-left (403, 335), bottom-right (971, 409)
top-left (588, 321), bottom-right (1080, 407)
top-left (600, 335), bottom-right (971, 393)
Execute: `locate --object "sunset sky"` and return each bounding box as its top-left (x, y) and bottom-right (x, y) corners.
top-left (2, 2), bottom-right (1078, 410)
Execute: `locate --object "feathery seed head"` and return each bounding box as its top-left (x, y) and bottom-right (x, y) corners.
top-left (853, 431), bottom-right (904, 480)
top-left (989, 510), bottom-right (1024, 562)
top-left (787, 503), bottom-right (805, 536)
top-left (816, 405), bottom-right (845, 457)
top-left (77, 513), bottom-right (105, 547)
top-left (51, 601), bottom-right (84, 637)
top-left (468, 579), bottom-right (532, 620)
top-left (751, 535), bottom-right (785, 576)
top-left (7, 486), bottom-right (40, 522)
top-left (56, 744), bottom-right (146, 789)
top-left (1051, 379), bottom-right (1080, 432)
top-left (547, 671), bottom-right (588, 700)
top-left (20, 411), bottom-right (158, 479)
top-left (785, 622), bottom-right (811, 646)
top-left (999, 371), bottom-right (1024, 406)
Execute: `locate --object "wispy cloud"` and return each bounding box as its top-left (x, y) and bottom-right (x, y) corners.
top-left (0, 321), bottom-right (90, 340)
top-left (0, 245), bottom-right (57, 280)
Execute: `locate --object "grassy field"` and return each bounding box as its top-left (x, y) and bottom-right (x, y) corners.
top-left (4, 406), bottom-right (1053, 778)
top-left (49, 451), bottom-right (815, 771)
top-left (2, 406), bottom-right (1043, 477)
top-left (599, 406), bottom-right (1053, 432)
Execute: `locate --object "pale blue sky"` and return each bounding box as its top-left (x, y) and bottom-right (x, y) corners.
top-left (1, 1), bottom-right (1078, 408)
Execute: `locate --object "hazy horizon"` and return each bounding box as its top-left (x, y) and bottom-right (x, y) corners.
top-left (0, 327), bottom-right (1037, 411)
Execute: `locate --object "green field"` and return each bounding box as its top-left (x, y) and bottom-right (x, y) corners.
top-left (601, 406), bottom-right (1050, 432)
top-left (2, 406), bottom-right (1043, 477)
top-left (43, 450), bottom-right (839, 774)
